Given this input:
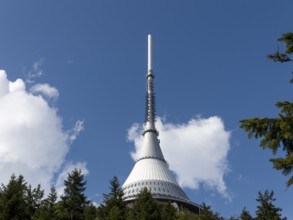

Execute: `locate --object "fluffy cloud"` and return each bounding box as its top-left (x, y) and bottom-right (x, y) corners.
top-left (128, 116), bottom-right (231, 198)
top-left (30, 83), bottom-right (59, 98)
top-left (0, 69), bottom-right (84, 194)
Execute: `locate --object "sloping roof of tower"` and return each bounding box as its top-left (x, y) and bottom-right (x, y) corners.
top-left (122, 35), bottom-right (200, 210)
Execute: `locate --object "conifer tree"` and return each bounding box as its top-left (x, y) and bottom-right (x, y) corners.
top-left (176, 210), bottom-right (199, 220)
top-left (255, 190), bottom-right (286, 220)
top-left (58, 168), bottom-right (89, 220)
top-left (126, 188), bottom-right (160, 220)
top-left (33, 187), bottom-right (58, 220)
top-left (197, 203), bottom-right (223, 220)
top-left (83, 202), bottom-right (97, 220)
top-left (26, 184), bottom-right (44, 217)
top-left (240, 32), bottom-right (293, 187)
top-left (159, 201), bottom-right (177, 220)
top-left (0, 174), bottom-right (30, 220)
top-left (97, 176), bottom-right (127, 220)
top-left (240, 207), bottom-right (253, 220)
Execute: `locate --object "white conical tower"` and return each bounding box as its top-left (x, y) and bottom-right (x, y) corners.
top-left (122, 35), bottom-right (200, 213)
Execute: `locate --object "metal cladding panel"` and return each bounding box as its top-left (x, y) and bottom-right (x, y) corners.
top-left (123, 158), bottom-right (177, 185)
top-left (122, 158), bottom-right (190, 202)
top-left (122, 179), bottom-right (190, 202)
top-left (137, 131), bottom-right (165, 161)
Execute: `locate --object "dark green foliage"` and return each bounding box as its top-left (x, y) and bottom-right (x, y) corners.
top-left (0, 172), bottom-right (97, 220)
top-left (277, 33), bottom-right (293, 55)
top-left (33, 187), bottom-right (58, 220)
top-left (159, 201), bottom-right (178, 220)
top-left (267, 32), bottom-right (293, 66)
top-left (255, 190), bottom-right (286, 220)
top-left (126, 188), bottom-right (161, 220)
top-left (0, 174), bottom-right (30, 220)
top-left (177, 203), bottom-right (223, 220)
top-left (83, 203), bottom-right (98, 220)
top-left (27, 184), bottom-right (44, 217)
top-left (176, 209), bottom-right (199, 220)
top-left (58, 168), bottom-right (89, 220)
top-left (0, 174), bottom-right (288, 220)
top-left (240, 102), bottom-right (293, 187)
top-left (97, 176), bottom-right (127, 220)
top-left (98, 178), bottom-right (177, 220)
top-left (240, 208), bottom-right (253, 220)
top-left (197, 203), bottom-right (224, 220)
top-left (240, 32), bottom-right (293, 187)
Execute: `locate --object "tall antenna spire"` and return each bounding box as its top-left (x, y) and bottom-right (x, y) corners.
top-left (144, 34), bottom-right (157, 134)
top-left (148, 34), bottom-right (152, 71)
top-left (122, 35), bottom-right (201, 214)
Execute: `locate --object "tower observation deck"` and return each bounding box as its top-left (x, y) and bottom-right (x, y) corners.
top-left (122, 35), bottom-right (201, 213)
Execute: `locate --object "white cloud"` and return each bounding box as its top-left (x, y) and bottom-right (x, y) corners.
top-left (67, 120), bottom-right (85, 144)
top-left (9, 79), bottom-right (26, 93)
top-left (127, 116), bottom-right (231, 198)
top-left (26, 59), bottom-right (44, 83)
top-left (0, 69), bottom-right (85, 194)
top-left (30, 83), bottom-right (59, 98)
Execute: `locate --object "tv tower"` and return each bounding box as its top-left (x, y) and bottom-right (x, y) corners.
top-left (122, 35), bottom-right (200, 213)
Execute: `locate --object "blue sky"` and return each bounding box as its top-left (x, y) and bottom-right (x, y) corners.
top-left (0, 1), bottom-right (292, 218)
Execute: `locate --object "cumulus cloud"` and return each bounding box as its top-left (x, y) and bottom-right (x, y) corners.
top-left (127, 116), bottom-right (231, 198)
top-left (30, 83), bottom-right (59, 98)
top-left (0, 69), bottom-right (85, 194)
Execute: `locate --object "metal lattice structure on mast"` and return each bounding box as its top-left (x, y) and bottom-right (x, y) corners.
top-left (122, 35), bottom-right (200, 213)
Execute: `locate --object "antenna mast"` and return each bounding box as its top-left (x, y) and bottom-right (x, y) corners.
top-left (148, 34), bottom-right (152, 71)
top-left (144, 34), bottom-right (157, 134)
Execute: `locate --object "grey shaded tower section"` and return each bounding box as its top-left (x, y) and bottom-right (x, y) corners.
top-left (122, 35), bottom-right (200, 213)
